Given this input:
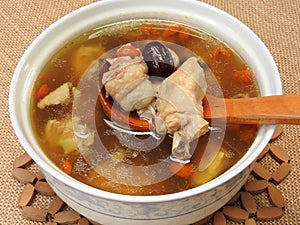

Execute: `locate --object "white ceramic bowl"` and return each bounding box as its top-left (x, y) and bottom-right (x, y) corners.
top-left (9, 0), bottom-right (281, 224)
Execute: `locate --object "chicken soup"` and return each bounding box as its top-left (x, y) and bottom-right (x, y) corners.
top-left (31, 19), bottom-right (259, 195)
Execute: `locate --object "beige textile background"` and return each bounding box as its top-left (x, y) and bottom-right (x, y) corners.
top-left (0, 0), bottom-right (299, 224)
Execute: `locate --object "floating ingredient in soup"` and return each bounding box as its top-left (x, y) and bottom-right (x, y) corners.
top-left (142, 41), bottom-right (176, 77)
top-left (191, 147), bottom-right (228, 186)
top-left (70, 44), bottom-right (105, 82)
top-left (44, 117), bottom-right (78, 154)
top-left (37, 82), bottom-right (73, 110)
top-left (31, 19), bottom-right (259, 195)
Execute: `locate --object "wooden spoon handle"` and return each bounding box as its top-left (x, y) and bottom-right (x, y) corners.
top-left (204, 95), bottom-right (300, 124)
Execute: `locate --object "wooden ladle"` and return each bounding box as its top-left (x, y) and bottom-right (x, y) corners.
top-left (203, 94), bottom-right (300, 125)
top-left (99, 90), bottom-right (300, 132)
top-left (97, 41), bottom-right (300, 131)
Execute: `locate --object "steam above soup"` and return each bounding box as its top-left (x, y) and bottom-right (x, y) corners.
top-left (31, 19), bottom-right (259, 195)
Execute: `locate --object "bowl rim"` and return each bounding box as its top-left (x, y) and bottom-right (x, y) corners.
top-left (9, 0), bottom-right (281, 204)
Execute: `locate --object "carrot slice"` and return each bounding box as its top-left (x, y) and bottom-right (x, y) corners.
top-left (233, 70), bottom-right (252, 83)
top-left (141, 26), bottom-right (160, 35)
top-left (61, 161), bottom-right (72, 175)
top-left (212, 48), bottom-right (232, 59)
top-left (36, 84), bottom-right (49, 99)
top-left (178, 27), bottom-right (191, 41)
top-left (241, 64), bottom-right (248, 71)
top-left (162, 24), bottom-right (181, 38)
top-left (169, 162), bottom-right (195, 178)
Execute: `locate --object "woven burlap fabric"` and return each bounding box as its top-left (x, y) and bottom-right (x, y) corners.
top-left (0, 0), bottom-right (299, 224)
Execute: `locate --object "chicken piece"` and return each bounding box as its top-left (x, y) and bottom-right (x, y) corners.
top-left (102, 45), bottom-right (155, 112)
top-left (45, 117), bottom-right (77, 154)
top-left (44, 116), bottom-right (94, 154)
top-left (37, 82), bottom-right (72, 109)
top-left (155, 57), bottom-right (209, 162)
top-left (70, 44), bottom-right (105, 82)
top-left (191, 148), bottom-right (228, 186)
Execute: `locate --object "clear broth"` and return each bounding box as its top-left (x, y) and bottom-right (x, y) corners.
top-left (31, 19), bottom-right (259, 195)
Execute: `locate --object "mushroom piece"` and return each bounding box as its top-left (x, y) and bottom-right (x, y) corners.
top-left (155, 57), bottom-right (209, 162)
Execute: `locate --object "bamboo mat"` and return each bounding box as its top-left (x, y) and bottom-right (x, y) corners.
top-left (0, 0), bottom-right (299, 224)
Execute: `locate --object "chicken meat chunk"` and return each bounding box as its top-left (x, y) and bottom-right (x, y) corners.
top-left (37, 82), bottom-right (73, 109)
top-left (155, 57), bottom-right (209, 162)
top-left (44, 116), bottom-right (94, 154)
top-left (102, 45), bottom-right (155, 112)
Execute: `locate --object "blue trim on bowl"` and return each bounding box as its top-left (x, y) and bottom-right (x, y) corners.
top-left (55, 174), bottom-right (246, 221)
